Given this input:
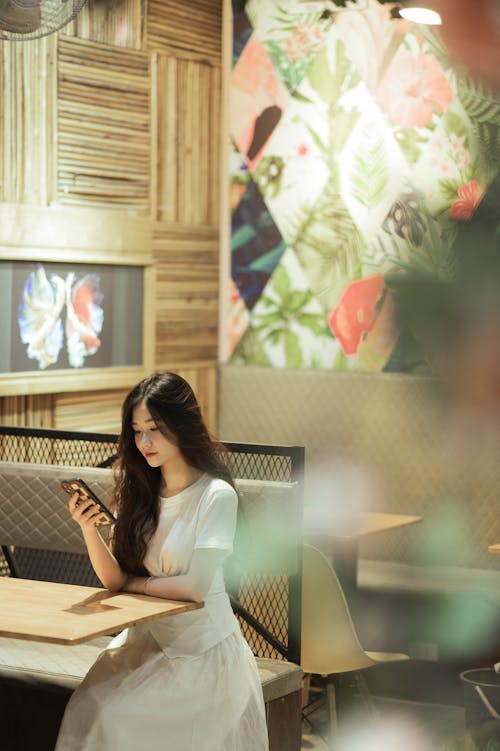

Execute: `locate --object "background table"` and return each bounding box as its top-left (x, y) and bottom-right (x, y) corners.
top-left (0, 577), bottom-right (202, 645)
top-left (488, 543), bottom-right (500, 554)
top-left (305, 510), bottom-right (423, 592)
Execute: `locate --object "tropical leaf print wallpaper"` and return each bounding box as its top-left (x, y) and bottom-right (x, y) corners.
top-left (225, 0), bottom-right (500, 373)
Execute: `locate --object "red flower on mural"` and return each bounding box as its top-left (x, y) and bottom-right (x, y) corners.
top-left (377, 50), bottom-right (454, 128)
top-left (328, 275), bottom-right (397, 366)
top-left (449, 179), bottom-right (485, 221)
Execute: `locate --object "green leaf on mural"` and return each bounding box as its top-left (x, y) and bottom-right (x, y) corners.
top-left (292, 90), bottom-right (314, 105)
top-left (267, 328), bottom-right (283, 346)
top-left (287, 289), bottom-right (312, 312)
top-left (333, 348), bottom-right (350, 370)
top-left (457, 74), bottom-right (500, 124)
top-left (457, 75), bottom-right (500, 170)
top-left (332, 39), bottom-right (358, 99)
top-left (249, 243), bottom-right (286, 274)
top-left (350, 131), bottom-right (389, 208)
top-left (307, 45), bottom-right (333, 104)
top-left (442, 110), bottom-right (469, 142)
top-left (284, 329), bottom-right (303, 367)
top-left (269, 262), bottom-right (291, 300)
top-left (296, 313), bottom-right (328, 336)
top-left (439, 178), bottom-right (461, 202)
top-left (394, 129), bottom-right (425, 165)
top-left (293, 183), bottom-right (366, 311)
top-left (231, 224), bottom-right (256, 250)
top-left (469, 156), bottom-right (493, 188)
top-left (230, 326), bottom-right (271, 367)
top-left (332, 106), bottom-right (361, 154)
top-left (265, 39), bottom-right (308, 93)
top-left (303, 123), bottom-right (329, 156)
top-left (253, 311), bottom-right (284, 330)
top-left (369, 211), bottom-right (456, 282)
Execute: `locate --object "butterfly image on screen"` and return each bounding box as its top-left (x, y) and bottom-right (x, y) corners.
top-left (17, 264), bottom-right (104, 370)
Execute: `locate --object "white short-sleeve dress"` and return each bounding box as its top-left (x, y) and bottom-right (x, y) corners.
top-left (55, 473), bottom-right (269, 751)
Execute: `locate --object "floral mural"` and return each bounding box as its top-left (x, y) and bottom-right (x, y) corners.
top-left (225, 0), bottom-right (500, 373)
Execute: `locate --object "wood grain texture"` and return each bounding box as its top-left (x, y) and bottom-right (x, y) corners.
top-left (54, 366), bottom-right (217, 434)
top-left (0, 0), bottom-right (223, 432)
top-left (0, 37), bottom-right (57, 205)
top-left (63, 0), bottom-right (145, 50)
top-left (146, 0), bottom-right (222, 64)
top-left (55, 389), bottom-right (128, 433)
top-left (156, 55), bottom-right (221, 226)
top-left (153, 224), bottom-right (219, 368)
top-left (57, 37), bottom-right (151, 212)
top-left (0, 394), bottom-right (54, 427)
top-left (0, 578), bottom-right (202, 644)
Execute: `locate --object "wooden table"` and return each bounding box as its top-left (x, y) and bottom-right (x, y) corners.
top-left (305, 510), bottom-right (423, 592)
top-left (0, 577), bottom-right (203, 645)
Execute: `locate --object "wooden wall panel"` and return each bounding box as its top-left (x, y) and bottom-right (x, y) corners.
top-left (63, 0), bottom-right (145, 50)
top-left (156, 55), bottom-right (221, 226)
top-left (54, 389), bottom-right (127, 433)
top-left (53, 366), bottom-right (217, 434)
top-left (0, 37), bottom-right (57, 205)
top-left (0, 395), bottom-right (54, 427)
top-left (153, 225), bottom-right (219, 367)
top-left (57, 37), bottom-right (151, 212)
top-left (146, 0), bottom-right (222, 64)
top-left (0, 1), bottom-right (224, 433)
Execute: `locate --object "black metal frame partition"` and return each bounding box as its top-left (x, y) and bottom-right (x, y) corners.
top-left (0, 426), bottom-right (304, 665)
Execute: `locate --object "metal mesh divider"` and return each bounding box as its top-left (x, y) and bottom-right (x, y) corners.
top-left (224, 442), bottom-right (304, 664)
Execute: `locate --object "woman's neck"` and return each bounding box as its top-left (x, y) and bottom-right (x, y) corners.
top-left (160, 463), bottom-right (203, 497)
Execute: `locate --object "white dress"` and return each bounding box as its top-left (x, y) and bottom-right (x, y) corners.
top-left (55, 474), bottom-right (269, 751)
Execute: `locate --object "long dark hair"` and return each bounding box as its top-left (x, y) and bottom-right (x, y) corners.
top-left (112, 371), bottom-right (234, 575)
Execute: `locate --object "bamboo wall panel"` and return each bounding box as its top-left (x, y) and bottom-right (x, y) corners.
top-left (55, 389), bottom-right (127, 433)
top-left (146, 0), bottom-right (222, 64)
top-left (57, 37), bottom-right (151, 212)
top-left (0, 37), bottom-right (57, 205)
top-left (63, 0), bottom-right (144, 50)
top-left (0, 394), bottom-right (54, 427)
top-left (154, 225), bottom-right (219, 367)
top-left (54, 367), bottom-right (217, 433)
top-left (0, 0), bottom-right (223, 432)
top-left (156, 55), bottom-right (221, 226)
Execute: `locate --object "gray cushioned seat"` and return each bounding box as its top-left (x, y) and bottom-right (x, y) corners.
top-left (0, 635), bottom-right (303, 704)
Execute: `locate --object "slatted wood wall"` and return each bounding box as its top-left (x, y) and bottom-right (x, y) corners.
top-left (0, 0), bottom-right (223, 433)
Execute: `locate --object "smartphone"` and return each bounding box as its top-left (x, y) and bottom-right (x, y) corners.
top-left (61, 478), bottom-right (115, 525)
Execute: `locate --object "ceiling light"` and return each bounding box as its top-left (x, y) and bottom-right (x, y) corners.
top-left (399, 6), bottom-right (442, 25)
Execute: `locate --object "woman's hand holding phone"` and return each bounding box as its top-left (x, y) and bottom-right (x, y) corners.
top-left (61, 479), bottom-right (115, 530)
top-left (67, 491), bottom-right (110, 530)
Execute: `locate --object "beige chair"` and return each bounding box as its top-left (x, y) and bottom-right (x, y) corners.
top-left (301, 544), bottom-right (409, 740)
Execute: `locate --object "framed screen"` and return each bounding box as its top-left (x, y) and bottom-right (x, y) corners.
top-left (0, 260), bottom-right (154, 395)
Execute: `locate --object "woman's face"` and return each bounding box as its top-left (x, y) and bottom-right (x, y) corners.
top-left (131, 400), bottom-right (182, 469)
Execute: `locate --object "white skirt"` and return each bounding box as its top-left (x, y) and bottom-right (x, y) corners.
top-left (55, 627), bottom-right (269, 751)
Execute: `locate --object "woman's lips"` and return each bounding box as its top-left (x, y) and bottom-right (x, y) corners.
top-left (144, 451), bottom-right (157, 459)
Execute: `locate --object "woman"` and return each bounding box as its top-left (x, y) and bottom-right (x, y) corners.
top-left (56, 371), bottom-right (269, 751)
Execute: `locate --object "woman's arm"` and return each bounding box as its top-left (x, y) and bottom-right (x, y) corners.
top-left (123, 547), bottom-right (226, 602)
top-left (68, 493), bottom-right (128, 591)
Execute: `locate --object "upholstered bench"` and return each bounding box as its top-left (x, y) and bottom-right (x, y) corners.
top-left (0, 635), bottom-right (303, 751)
top-left (0, 460), bottom-right (304, 751)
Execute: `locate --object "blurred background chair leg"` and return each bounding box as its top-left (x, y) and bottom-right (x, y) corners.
top-left (325, 675), bottom-right (338, 746)
top-left (353, 672), bottom-right (378, 718)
